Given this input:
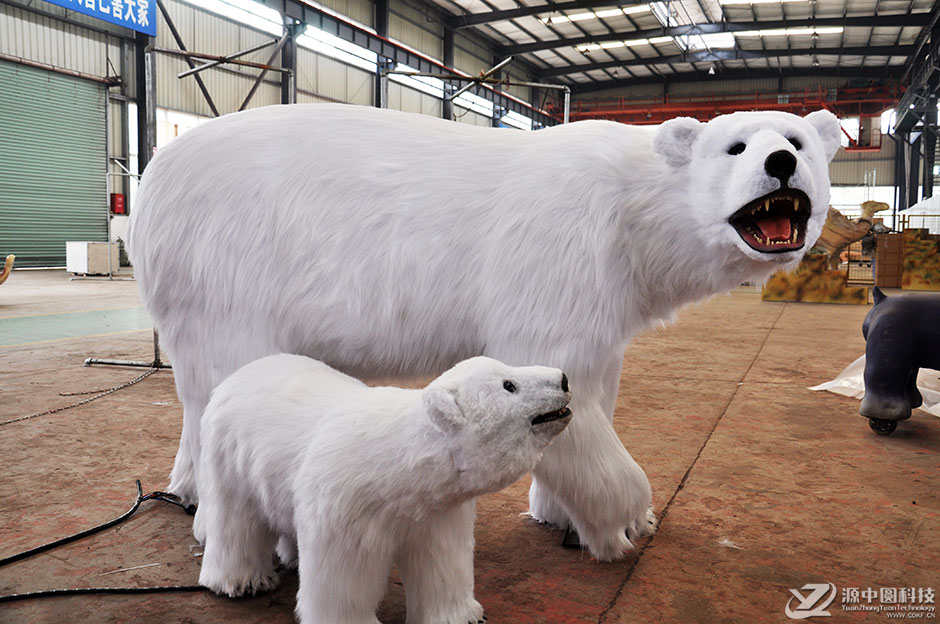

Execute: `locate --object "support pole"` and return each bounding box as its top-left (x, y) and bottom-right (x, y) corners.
top-left (281, 19), bottom-right (301, 105)
top-left (563, 86), bottom-right (570, 124)
top-left (924, 94), bottom-right (937, 199)
top-left (135, 32), bottom-right (156, 174)
top-left (157, 0), bottom-right (220, 116)
top-left (175, 40), bottom-right (280, 78)
top-left (374, 0), bottom-right (389, 108)
top-left (238, 30), bottom-right (291, 111)
top-left (86, 31), bottom-right (170, 370)
top-left (450, 56), bottom-right (513, 102)
top-left (909, 133), bottom-right (922, 208)
top-left (442, 27), bottom-right (454, 120)
top-left (897, 133), bottom-right (910, 214)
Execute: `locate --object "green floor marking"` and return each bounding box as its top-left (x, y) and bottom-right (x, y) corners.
top-left (0, 307), bottom-right (154, 346)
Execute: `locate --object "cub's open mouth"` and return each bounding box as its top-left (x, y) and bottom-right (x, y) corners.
top-left (531, 407), bottom-right (572, 425)
top-left (728, 189), bottom-right (811, 254)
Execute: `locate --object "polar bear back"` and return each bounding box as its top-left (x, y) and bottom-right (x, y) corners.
top-left (128, 104), bottom-right (659, 381)
top-left (200, 353), bottom-right (433, 535)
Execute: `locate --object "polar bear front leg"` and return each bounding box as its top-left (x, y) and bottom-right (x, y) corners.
top-left (295, 519), bottom-right (392, 624)
top-left (197, 497), bottom-right (279, 597)
top-left (398, 500), bottom-right (484, 624)
top-left (529, 388), bottom-right (653, 562)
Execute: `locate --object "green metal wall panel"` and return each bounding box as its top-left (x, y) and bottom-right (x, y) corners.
top-left (0, 59), bottom-right (107, 267)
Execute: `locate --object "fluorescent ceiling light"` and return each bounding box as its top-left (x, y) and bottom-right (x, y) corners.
top-left (719, 0), bottom-right (807, 4)
top-left (648, 36), bottom-right (674, 44)
top-left (576, 43), bottom-right (602, 51)
top-left (541, 5), bottom-right (650, 25)
top-left (676, 32), bottom-right (736, 50)
top-left (736, 26), bottom-right (844, 36)
top-left (600, 40), bottom-right (625, 49)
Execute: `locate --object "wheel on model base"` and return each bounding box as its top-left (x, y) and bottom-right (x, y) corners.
top-left (868, 418), bottom-right (897, 436)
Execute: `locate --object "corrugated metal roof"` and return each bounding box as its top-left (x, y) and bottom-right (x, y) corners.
top-left (423, 0), bottom-right (935, 93)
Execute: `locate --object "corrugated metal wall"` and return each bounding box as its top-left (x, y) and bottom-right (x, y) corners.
top-left (0, 1), bottom-right (124, 80)
top-left (389, 1), bottom-right (441, 60)
top-left (0, 59), bottom-right (108, 267)
top-left (831, 138), bottom-right (897, 186)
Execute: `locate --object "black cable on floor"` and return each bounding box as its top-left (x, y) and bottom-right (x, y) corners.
top-left (0, 585), bottom-right (207, 604)
top-left (0, 480), bottom-right (207, 603)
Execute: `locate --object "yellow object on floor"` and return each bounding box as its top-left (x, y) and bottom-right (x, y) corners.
top-left (0, 254), bottom-right (14, 286)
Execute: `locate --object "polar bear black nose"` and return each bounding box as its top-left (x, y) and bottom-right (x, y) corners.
top-left (764, 150), bottom-right (797, 184)
top-left (561, 373), bottom-right (569, 392)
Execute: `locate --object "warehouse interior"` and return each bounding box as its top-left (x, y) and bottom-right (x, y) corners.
top-left (1, 0), bottom-right (939, 620)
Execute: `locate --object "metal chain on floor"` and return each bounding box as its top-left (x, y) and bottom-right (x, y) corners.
top-left (0, 368), bottom-right (159, 427)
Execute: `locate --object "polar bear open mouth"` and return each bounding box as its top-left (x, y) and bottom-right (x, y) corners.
top-left (531, 407), bottom-right (572, 425)
top-left (728, 189), bottom-right (812, 254)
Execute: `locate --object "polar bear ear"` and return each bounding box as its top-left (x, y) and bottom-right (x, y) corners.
top-left (652, 117), bottom-right (701, 168)
top-left (423, 386), bottom-right (465, 434)
top-left (804, 109), bottom-right (841, 162)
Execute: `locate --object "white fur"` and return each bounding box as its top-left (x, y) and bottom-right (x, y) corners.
top-left (127, 103), bottom-right (838, 561)
top-left (194, 354), bottom-right (571, 624)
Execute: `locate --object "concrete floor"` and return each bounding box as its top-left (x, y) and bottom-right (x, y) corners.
top-left (0, 270), bottom-right (937, 624)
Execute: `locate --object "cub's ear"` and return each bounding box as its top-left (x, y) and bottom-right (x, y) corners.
top-left (652, 117), bottom-right (701, 168)
top-left (804, 109), bottom-right (841, 162)
top-left (423, 385), bottom-right (465, 434)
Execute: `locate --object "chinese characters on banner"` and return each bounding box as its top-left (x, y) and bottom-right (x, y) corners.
top-left (41, 0), bottom-right (155, 36)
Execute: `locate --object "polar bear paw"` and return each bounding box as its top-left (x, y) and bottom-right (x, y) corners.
top-left (416, 599), bottom-right (485, 624)
top-left (627, 506), bottom-right (658, 540)
top-left (276, 536), bottom-right (299, 570)
top-left (200, 566), bottom-right (279, 598)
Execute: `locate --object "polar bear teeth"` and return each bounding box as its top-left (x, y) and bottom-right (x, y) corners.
top-left (728, 189), bottom-right (811, 254)
top-left (531, 406), bottom-right (572, 425)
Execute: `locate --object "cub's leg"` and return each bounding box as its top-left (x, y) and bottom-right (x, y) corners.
top-left (398, 500), bottom-right (484, 624)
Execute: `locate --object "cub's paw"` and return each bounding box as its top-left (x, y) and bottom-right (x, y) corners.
top-left (431, 598), bottom-right (484, 624)
top-left (200, 567), bottom-right (279, 598)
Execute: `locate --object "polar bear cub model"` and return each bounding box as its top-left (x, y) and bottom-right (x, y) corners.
top-left (195, 354), bottom-right (572, 624)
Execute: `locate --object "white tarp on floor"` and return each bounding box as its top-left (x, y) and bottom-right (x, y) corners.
top-left (809, 355), bottom-right (940, 417)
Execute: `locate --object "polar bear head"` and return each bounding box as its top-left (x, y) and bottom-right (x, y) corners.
top-left (651, 109), bottom-right (840, 274)
top-left (422, 356), bottom-right (572, 496)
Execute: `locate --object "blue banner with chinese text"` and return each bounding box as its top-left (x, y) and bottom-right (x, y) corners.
top-left (42, 0), bottom-right (156, 36)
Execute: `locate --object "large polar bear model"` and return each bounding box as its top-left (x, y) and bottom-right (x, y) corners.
top-left (195, 354), bottom-right (572, 624)
top-left (128, 103), bottom-right (840, 561)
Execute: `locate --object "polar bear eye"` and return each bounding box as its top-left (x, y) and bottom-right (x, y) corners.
top-left (503, 380), bottom-right (516, 393)
top-left (787, 137), bottom-right (802, 150)
top-left (727, 142), bottom-right (746, 155)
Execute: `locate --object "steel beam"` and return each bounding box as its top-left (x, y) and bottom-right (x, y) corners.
top-left (157, 0), bottom-right (220, 116)
top-left (500, 14), bottom-right (932, 57)
top-left (258, 0), bottom-right (557, 126)
top-left (450, 0), bottom-right (648, 29)
top-left (539, 45), bottom-right (914, 78)
top-left (570, 66), bottom-right (899, 95)
top-left (239, 31), bottom-right (292, 110)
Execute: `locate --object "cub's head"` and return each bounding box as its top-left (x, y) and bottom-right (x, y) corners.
top-left (422, 356), bottom-right (571, 496)
top-left (652, 109), bottom-right (840, 272)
